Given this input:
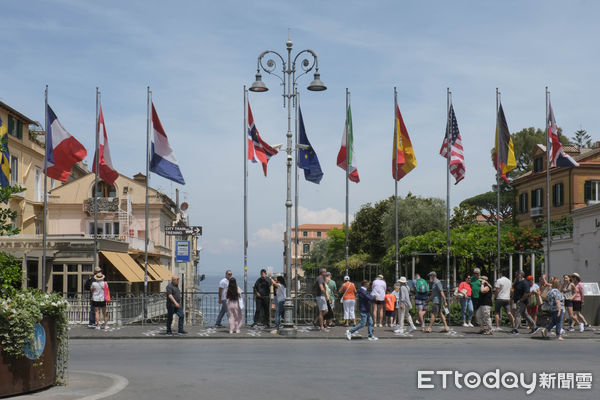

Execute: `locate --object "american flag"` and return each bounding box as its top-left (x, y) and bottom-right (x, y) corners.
top-left (439, 104), bottom-right (465, 184)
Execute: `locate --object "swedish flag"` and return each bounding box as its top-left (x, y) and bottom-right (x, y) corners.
top-left (0, 116), bottom-right (10, 188)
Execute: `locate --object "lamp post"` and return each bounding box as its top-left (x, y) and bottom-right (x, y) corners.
top-left (249, 37), bottom-right (326, 336)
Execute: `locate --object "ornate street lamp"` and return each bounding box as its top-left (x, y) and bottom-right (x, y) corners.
top-left (249, 37), bottom-right (326, 336)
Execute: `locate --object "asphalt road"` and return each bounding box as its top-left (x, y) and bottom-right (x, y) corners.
top-left (66, 338), bottom-right (599, 400)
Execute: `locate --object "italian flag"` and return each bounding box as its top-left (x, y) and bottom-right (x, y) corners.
top-left (336, 105), bottom-right (359, 183)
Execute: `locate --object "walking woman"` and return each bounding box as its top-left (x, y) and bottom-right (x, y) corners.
top-left (271, 276), bottom-right (286, 332)
top-left (561, 274), bottom-right (576, 330)
top-left (338, 276), bottom-right (357, 327)
top-left (570, 273), bottom-right (589, 332)
top-left (91, 272), bottom-right (109, 330)
top-left (542, 278), bottom-right (565, 341)
top-left (457, 275), bottom-right (473, 327)
top-left (226, 277), bottom-right (244, 334)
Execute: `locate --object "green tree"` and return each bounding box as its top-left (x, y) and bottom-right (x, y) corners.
top-left (348, 198), bottom-right (391, 262)
top-left (0, 185), bottom-right (24, 236)
top-left (302, 227), bottom-right (346, 274)
top-left (450, 204), bottom-right (479, 229)
top-left (571, 128), bottom-right (592, 149)
top-left (382, 193), bottom-right (446, 247)
top-left (0, 252), bottom-right (22, 293)
top-left (460, 181), bottom-right (515, 225)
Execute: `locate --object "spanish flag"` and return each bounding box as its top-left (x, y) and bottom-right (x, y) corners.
top-left (493, 103), bottom-right (516, 182)
top-left (392, 104), bottom-right (417, 180)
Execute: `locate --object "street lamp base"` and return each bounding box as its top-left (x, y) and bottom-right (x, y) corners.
top-left (279, 297), bottom-right (297, 336)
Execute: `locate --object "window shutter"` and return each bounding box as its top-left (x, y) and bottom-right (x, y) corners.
top-left (525, 193), bottom-right (528, 212)
top-left (7, 115), bottom-right (14, 136)
top-left (17, 121), bottom-right (23, 139)
top-left (540, 189), bottom-right (543, 207)
top-left (584, 180), bottom-right (591, 202)
top-left (531, 190), bottom-right (535, 207)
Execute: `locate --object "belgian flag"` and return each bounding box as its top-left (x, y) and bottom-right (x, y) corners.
top-left (493, 103), bottom-right (516, 182)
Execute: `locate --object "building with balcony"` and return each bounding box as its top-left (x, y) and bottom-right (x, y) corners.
top-left (0, 101), bottom-right (192, 296)
top-left (512, 143), bottom-right (600, 228)
top-left (285, 224), bottom-right (343, 278)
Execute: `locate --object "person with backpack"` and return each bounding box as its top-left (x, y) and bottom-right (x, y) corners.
top-left (413, 273), bottom-right (430, 331)
top-left (470, 268), bottom-right (482, 324)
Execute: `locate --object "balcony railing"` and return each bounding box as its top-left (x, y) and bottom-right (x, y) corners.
top-left (83, 197), bottom-right (120, 213)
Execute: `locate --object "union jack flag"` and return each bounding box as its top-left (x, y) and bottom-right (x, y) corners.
top-left (247, 101), bottom-right (278, 176)
top-left (548, 102), bottom-right (579, 168)
top-left (440, 104), bottom-right (465, 184)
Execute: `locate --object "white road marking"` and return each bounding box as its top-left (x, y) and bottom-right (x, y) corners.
top-left (72, 370), bottom-right (129, 400)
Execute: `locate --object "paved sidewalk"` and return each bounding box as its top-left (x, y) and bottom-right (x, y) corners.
top-left (69, 323), bottom-right (600, 340)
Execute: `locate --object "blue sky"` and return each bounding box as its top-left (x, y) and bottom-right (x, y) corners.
top-left (2, 0), bottom-right (599, 277)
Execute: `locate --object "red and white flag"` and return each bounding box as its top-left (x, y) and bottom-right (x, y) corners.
top-left (247, 101), bottom-right (278, 177)
top-left (92, 105), bottom-right (118, 186)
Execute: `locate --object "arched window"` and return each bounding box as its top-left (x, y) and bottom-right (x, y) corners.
top-left (91, 181), bottom-right (116, 198)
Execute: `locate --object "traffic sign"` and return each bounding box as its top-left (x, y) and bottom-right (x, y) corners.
top-left (176, 240), bottom-right (191, 262)
top-left (165, 226), bottom-right (202, 236)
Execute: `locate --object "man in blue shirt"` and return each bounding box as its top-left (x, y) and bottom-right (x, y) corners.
top-left (346, 280), bottom-right (378, 341)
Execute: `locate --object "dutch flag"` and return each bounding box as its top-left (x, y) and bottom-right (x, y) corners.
top-left (150, 104), bottom-right (185, 185)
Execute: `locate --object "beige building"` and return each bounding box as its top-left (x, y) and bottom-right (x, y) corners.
top-left (1, 101), bottom-right (197, 296)
top-left (1, 101), bottom-right (88, 235)
top-left (286, 224), bottom-right (343, 277)
top-left (512, 143), bottom-right (600, 228)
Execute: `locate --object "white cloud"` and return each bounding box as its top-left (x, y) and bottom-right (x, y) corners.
top-left (251, 222), bottom-right (285, 247)
top-left (203, 238), bottom-right (239, 256)
top-left (298, 206), bottom-right (348, 224)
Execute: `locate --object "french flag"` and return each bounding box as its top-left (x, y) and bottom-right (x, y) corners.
top-left (150, 103), bottom-right (185, 185)
top-left (247, 101), bottom-right (278, 177)
top-left (92, 105), bottom-right (119, 187)
top-left (45, 105), bottom-right (87, 182)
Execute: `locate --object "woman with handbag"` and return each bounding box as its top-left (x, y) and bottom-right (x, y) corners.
top-left (91, 272), bottom-right (109, 330)
top-left (457, 275), bottom-right (473, 327)
top-left (226, 277), bottom-right (244, 334)
top-left (338, 276), bottom-right (356, 327)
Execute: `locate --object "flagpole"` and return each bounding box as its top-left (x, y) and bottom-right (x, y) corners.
top-left (545, 87), bottom-right (551, 279)
top-left (394, 87), bottom-right (399, 282)
top-left (42, 85), bottom-right (48, 292)
top-left (243, 85), bottom-right (248, 324)
top-left (446, 88), bottom-right (451, 298)
top-left (94, 88), bottom-right (100, 276)
top-left (345, 88), bottom-right (350, 277)
top-left (144, 87), bottom-right (151, 320)
top-left (495, 88), bottom-right (501, 275)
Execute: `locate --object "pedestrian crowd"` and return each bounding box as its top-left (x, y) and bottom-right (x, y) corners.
top-left (81, 265), bottom-right (590, 338)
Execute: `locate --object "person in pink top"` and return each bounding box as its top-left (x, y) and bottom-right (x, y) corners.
top-left (570, 273), bottom-right (589, 332)
top-left (457, 275), bottom-right (473, 327)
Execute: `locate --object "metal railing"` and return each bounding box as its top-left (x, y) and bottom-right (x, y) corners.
top-left (66, 291), bottom-right (351, 326)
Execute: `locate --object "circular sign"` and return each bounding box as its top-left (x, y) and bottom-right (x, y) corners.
top-left (180, 202), bottom-right (189, 211)
top-left (23, 323), bottom-right (46, 360)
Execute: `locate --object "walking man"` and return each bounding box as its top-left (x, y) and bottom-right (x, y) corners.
top-left (252, 269), bottom-right (272, 328)
top-left (494, 270), bottom-right (514, 330)
top-left (346, 280), bottom-right (378, 341)
top-left (512, 271), bottom-right (538, 334)
top-left (413, 273), bottom-right (429, 329)
top-left (425, 271), bottom-right (449, 333)
top-left (166, 276), bottom-right (186, 335)
top-left (394, 277), bottom-right (416, 334)
top-left (215, 269), bottom-right (232, 327)
top-left (313, 268), bottom-right (330, 331)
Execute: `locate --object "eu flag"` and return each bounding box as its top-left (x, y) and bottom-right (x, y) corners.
top-left (298, 107), bottom-right (323, 184)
